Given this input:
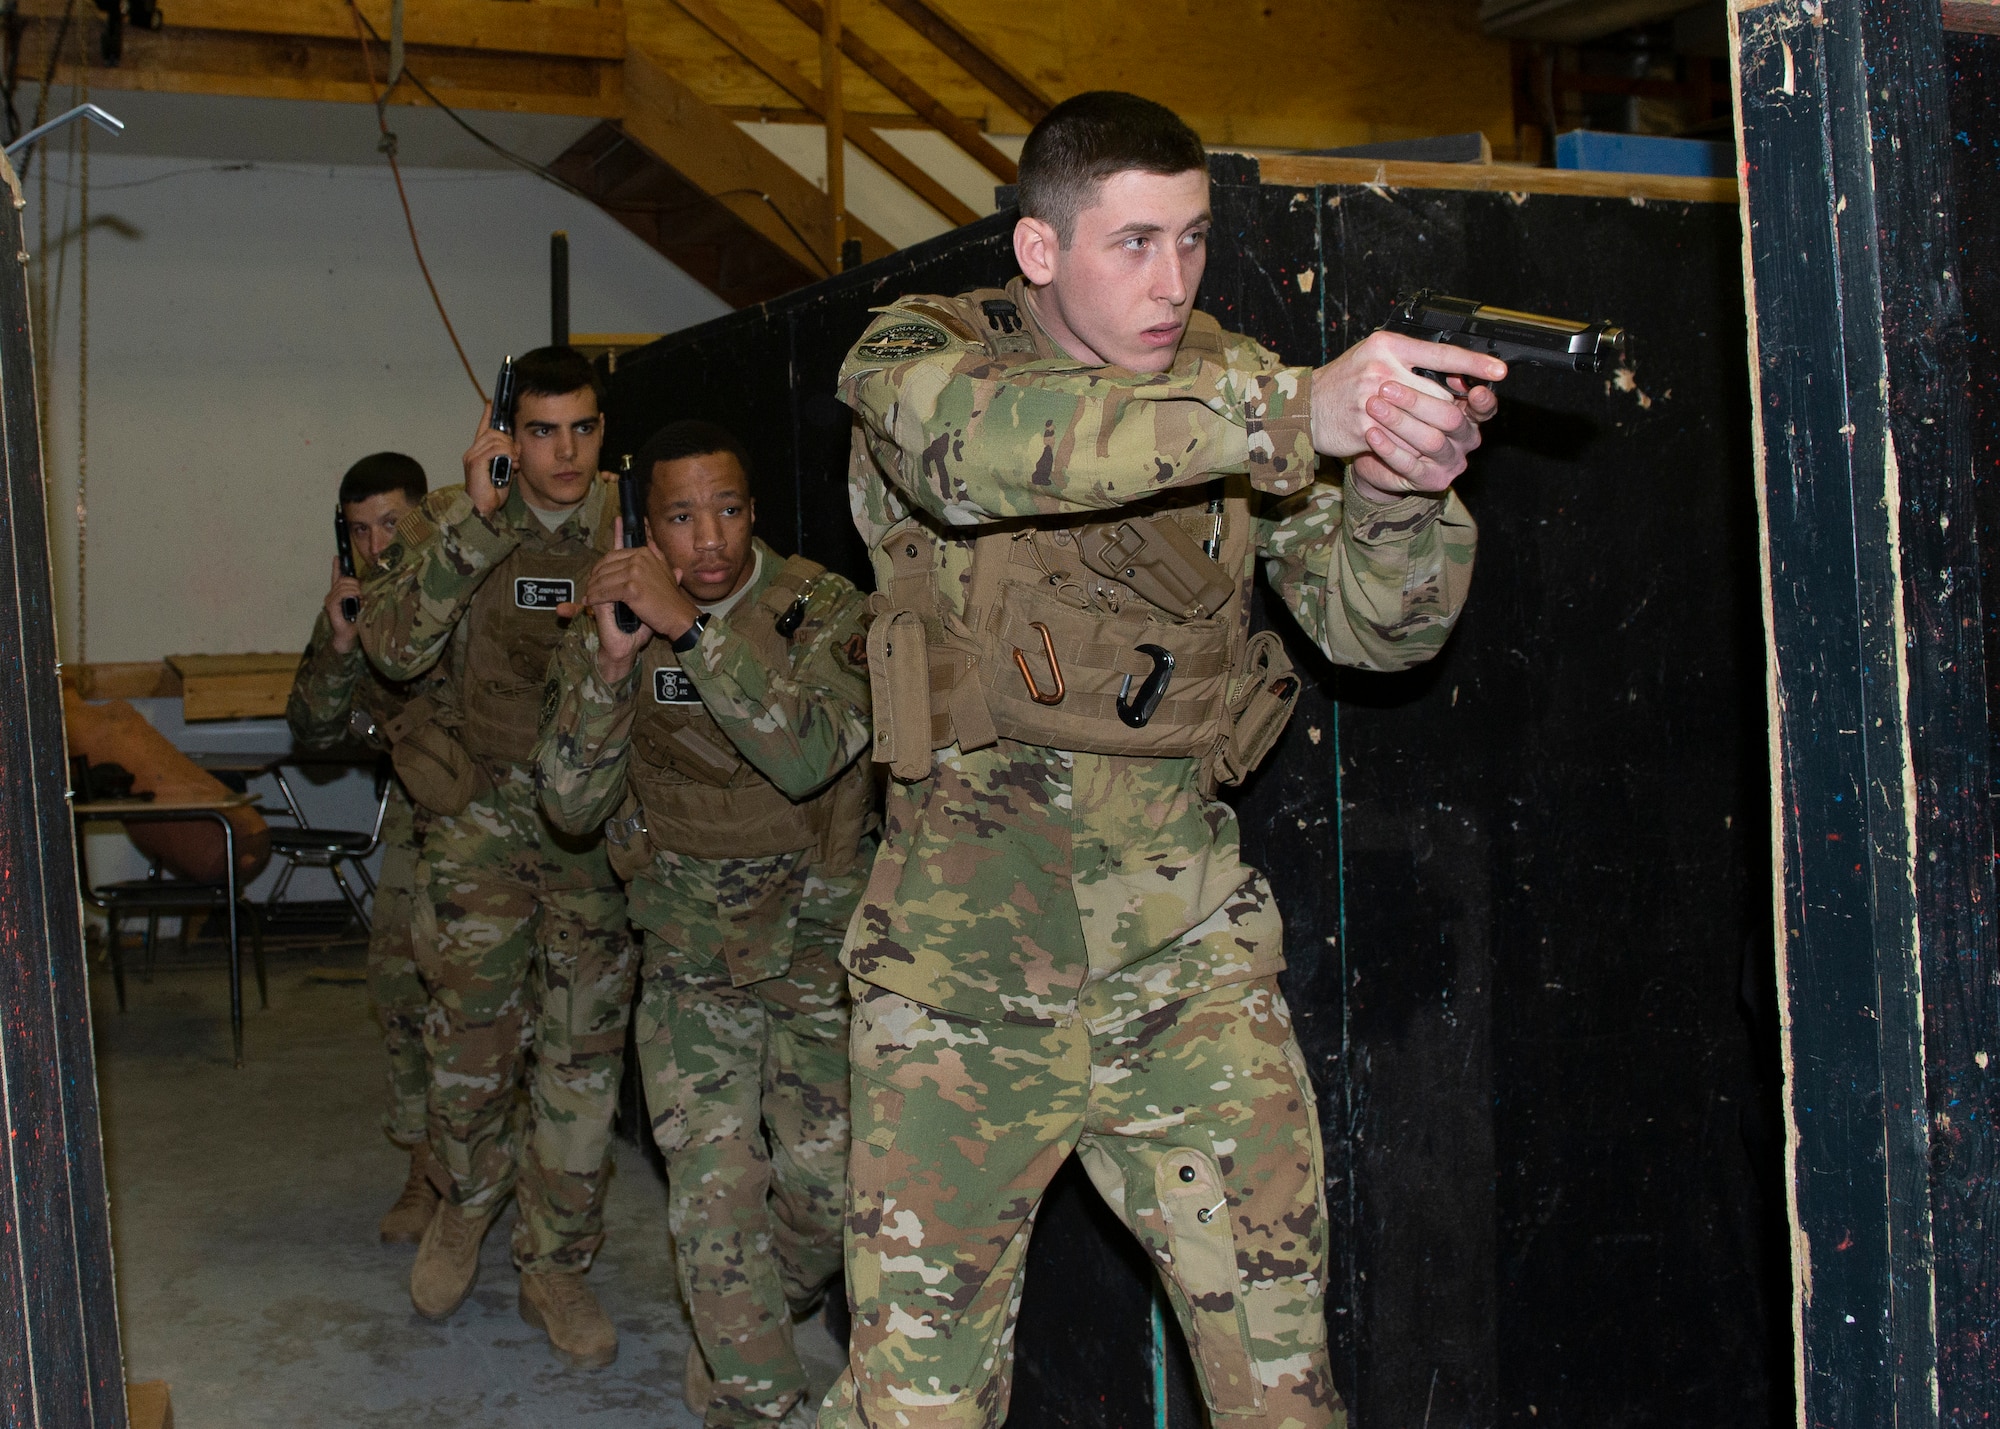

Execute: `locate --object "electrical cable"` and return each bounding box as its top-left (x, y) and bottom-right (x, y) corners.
top-left (344, 5), bottom-right (831, 277)
top-left (346, 0), bottom-right (484, 400)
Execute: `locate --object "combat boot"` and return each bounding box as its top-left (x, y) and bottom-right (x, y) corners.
top-left (518, 1269), bottom-right (618, 1369)
top-left (378, 1142), bottom-right (441, 1245)
top-left (409, 1199), bottom-right (495, 1320)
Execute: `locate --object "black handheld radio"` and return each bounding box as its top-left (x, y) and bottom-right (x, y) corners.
top-left (487, 356), bottom-right (518, 490)
top-left (614, 454), bottom-right (644, 635)
top-left (333, 508), bottom-right (360, 623)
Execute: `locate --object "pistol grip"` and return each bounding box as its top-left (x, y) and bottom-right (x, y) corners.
top-left (613, 602), bottom-right (641, 634)
top-left (489, 453), bottom-right (512, 489)
top-left (340, 595), bottom-right (360, 623)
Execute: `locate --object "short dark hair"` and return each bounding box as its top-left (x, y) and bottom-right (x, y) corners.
top-left (629, 419), bottom-right (754, 513)
top-left (1017, 91), bottom-right (1207, 247)
top-left (512, 345), bottom-right (605, 410)
top-left (338, 451), bottom-right (427, 507)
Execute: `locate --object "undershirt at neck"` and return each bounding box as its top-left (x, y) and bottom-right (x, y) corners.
top-left (697, 547), bottom-right (763, 623)
top-left (527, 499), bottom-right (580, 532)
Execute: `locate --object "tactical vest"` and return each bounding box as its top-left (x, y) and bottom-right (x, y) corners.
top-left (459, 493), bottom-right (610, 764)
top-left (867, 289), bottom-right (1302, 787)
top-left (624, 555), bottom-right (872, 872)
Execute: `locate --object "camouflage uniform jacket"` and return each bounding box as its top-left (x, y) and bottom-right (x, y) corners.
top-left (835, 276), bottom-right (1478, 1025)
top-left (536, 536), bottom-right (873, 836)
top-left (286, 609), bottom-right (429, 751)
top-left (356, 480), bottom-right (612, 735)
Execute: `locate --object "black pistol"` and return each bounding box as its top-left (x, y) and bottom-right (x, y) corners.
top-left (614, 454), bottom-right (643, 635)
top-left (333, 507), bottom-right (360, 624)
top-left (488, 355), bottom-right (518, 490)
top-left (1381, 291), bottom-right (1627, 383)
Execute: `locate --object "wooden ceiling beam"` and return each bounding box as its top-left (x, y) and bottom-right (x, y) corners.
top-left (10, 3), bottom-right (623, 116)
top-left (15, 0), bottom-right (625, 59)
top-left (670, 0), bottom-right (978, 227)
top-left (876, 0), bottom-right (1052, 126)
top-left (617, 45), bottom-right (892, 273)
top-left (772, 0), bottom-right (1015, 182)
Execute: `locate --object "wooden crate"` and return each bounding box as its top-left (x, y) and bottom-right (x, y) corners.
top-left (166, 653), bottom-right (301, 722)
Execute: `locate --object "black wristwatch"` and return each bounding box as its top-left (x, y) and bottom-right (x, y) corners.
top-left (669, 612), bottom-right (709, 654)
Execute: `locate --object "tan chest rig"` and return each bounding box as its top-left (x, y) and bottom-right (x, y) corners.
top-left (616, 555), bottom-right (873, 873)
top-left (458, 515), bottom-right (607, 765)
top-left (867, 290), bottom-right (1303, 789)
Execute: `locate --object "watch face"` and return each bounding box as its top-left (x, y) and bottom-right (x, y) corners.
top-left (654, 668), bottom-right (700, 704)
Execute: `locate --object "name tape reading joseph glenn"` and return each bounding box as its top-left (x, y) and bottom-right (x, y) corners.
top-left (515, 578), bottom-right (574, 610)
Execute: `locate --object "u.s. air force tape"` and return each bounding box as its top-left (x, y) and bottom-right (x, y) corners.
top-left (515, 577), bottom-right (573, 609)
top-left (856, 320), bottom-right (949, 360)
top-left (654, 668), bottom-right (701, 704)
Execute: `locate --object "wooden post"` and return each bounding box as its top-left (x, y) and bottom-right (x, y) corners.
top-left (820, 0), bottom-right (846, 270)
top-left (1730, 0), bottom-right (1999, 1422)
top-left (0, 151), bottom-right (127, 1426)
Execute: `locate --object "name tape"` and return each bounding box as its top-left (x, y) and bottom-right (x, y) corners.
top-left (654, 668), bottom-right (701, 704)
top-left (515, 577), bottom-right (573, 610)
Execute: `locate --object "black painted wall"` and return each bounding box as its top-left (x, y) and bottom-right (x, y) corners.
top-left (605, 161), bottom-right (1781, 1428)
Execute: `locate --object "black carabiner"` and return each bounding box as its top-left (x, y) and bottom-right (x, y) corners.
top-left (1117, 644), bottom-right (1176, 728)
top-left (775, 577), bottom-right (820, 638)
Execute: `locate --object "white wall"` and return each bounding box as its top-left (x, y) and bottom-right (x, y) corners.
top-left (30, 142), bottom-right (729, 664)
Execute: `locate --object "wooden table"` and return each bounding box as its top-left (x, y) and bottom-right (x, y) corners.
top-left (73, 794), bottom-right (262, 1065)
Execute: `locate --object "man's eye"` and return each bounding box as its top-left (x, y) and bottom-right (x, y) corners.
top-left (529, 425), bottom-right (554, 436)
top-left (576, 421), bottom-right (598, 434)
top-left (1183, 230), bottom-right (1208, 248)
top-left (1124, 236), bottom-right (1149, 251)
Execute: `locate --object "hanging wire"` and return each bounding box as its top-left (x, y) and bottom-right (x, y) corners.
top-left (345, 0), bottom-right (483, 399)
top-left (342, 4), bottom-right (832, 277)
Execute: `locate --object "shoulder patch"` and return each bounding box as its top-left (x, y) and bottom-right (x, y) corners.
top-left (840, 629), bottom-right (869, 671)
top-left (899, 299), bottom-right (981, 343)
top-left (857, 320), bottom-right (952, 361)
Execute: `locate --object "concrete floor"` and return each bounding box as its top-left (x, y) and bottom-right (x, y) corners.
top-left (92, 934), bottom-right (844, 1428)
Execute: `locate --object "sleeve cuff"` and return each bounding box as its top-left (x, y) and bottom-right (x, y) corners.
top-left (1342, 480), bottom-right (1445, 543)
top-left (437, 489), bottom-right (519, 569)
top-left (1243, 366), bottom-right (1316, 496)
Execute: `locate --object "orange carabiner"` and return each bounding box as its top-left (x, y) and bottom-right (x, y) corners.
top-left (1012, 622), bottom-right (1066, 705)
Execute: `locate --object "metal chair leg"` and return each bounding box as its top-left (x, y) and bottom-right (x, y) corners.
top-left (248, 905), bottom-right (268, 1011)
top-left (329, 862), bottom-right (373, 936)
top-left (142, 912), bottom-right (159, 984)
top-left (108, 914), bottom-right (126, 1012)
top-left (266, 855), bottom-right (299, 910)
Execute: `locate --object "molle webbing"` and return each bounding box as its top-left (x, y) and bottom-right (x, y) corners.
top-left (626, 553), bottom-right (866, 863)
top-left (458, 535), bottom-right (603, 764)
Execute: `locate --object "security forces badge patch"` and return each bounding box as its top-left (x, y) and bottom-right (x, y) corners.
top-left (857, 320), bottom-right (950, 361)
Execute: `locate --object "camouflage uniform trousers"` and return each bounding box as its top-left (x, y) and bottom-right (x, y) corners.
top-left (821, 976), bottom-right (1342, 1429)
top-left (633, 844), bottom-right (864, 1426)
top-left (369, 781), bottom-right (431, 1147)
top-left (411, 764), bottom-right (637, 1272)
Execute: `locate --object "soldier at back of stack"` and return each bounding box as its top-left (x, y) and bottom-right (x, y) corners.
top-left (828, 92), bottom-right (1508, 1429)
top-left (286, 450), bottom-right (439, 1246)
top-left (536, 420), bottom-right (875, 1429)
top-left (356, 347), bottom-right (637, 1370)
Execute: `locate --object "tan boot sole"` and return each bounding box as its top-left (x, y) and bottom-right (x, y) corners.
top-left (517, 1286), bottom-right (618, 1370)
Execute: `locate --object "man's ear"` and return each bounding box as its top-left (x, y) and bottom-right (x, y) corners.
top-left (1014, 216), bottom-right (1061, 286)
